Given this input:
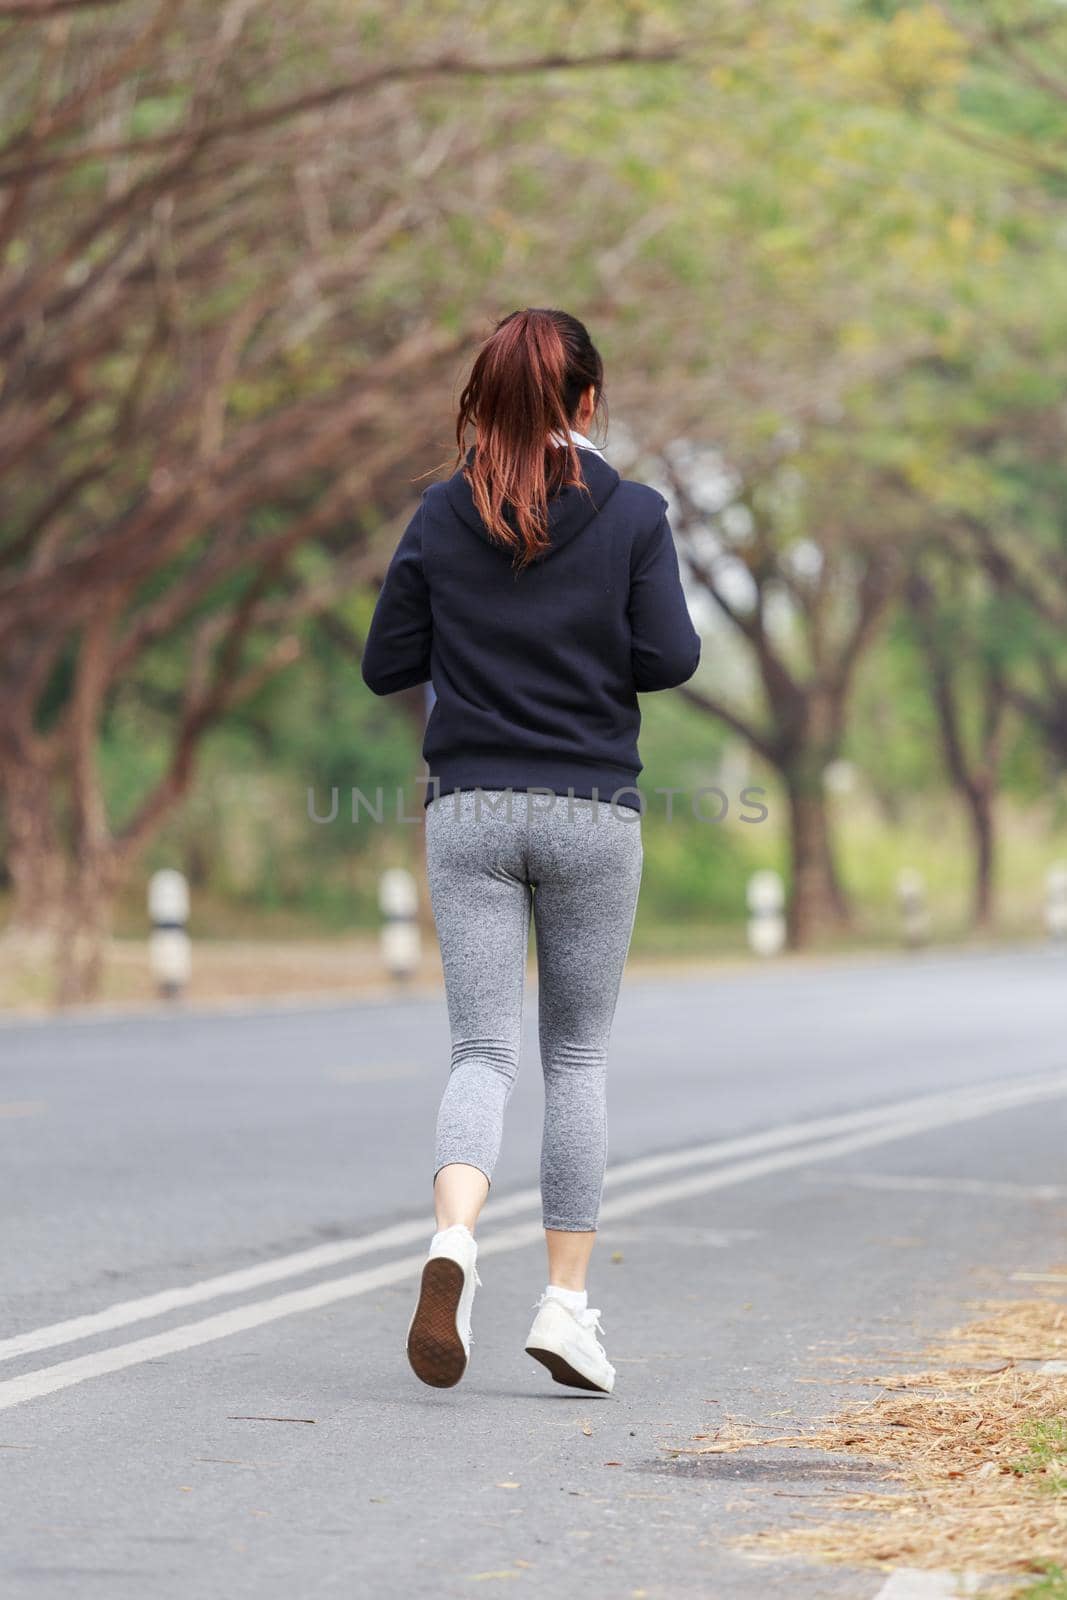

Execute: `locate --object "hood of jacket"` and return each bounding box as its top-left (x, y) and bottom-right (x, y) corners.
top-left (442, 445), bottom-right (621, 562)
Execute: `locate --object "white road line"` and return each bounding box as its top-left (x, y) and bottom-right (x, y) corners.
top-left (595, 1071), bottom-right (1067, 1191)
top-left (2, 1072), bottom-right (1067, 1413)
top-left (1039, 1362), bottom-right (1067, 1374)
top-left (872, 1569), bottom-right (984, 1599)
top-left (0, 1221), bottom-right (530, 1414)
top-left (4, 1070), bottom-right (1067, 1368)
top-left (0, 1088), bottom-right (981, 1365)
top-left (0, 1211), bottom-right (531, 1366)
top-left (811, 1174), bottom-right (1067, 1201)
top-left (593, 1102), bottom-right (1067, 1226)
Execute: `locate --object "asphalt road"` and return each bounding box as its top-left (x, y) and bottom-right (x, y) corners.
top-left (2, 946), bottom-right (1066, 1599)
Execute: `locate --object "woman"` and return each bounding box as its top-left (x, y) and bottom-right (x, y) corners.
top-left (361, 308), bottom-right (700, 1394)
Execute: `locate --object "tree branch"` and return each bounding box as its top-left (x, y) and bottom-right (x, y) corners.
top-left (907, 568), bottom-right (973, 797)
top-left (676, 683), bottom-right (777, 766)
top-left (0, 0), bottom-right (123, 15)
top-left (0, 44), bottom-right (686, 183)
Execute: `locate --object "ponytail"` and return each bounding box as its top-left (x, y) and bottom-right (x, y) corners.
top-left (455, 309), bottom-right (604, 568)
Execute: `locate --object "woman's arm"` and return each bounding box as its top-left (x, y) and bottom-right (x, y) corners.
top-left (628, 508), bottom-right (701, 691)
top-left (360, 504), bottom-right (433, 695)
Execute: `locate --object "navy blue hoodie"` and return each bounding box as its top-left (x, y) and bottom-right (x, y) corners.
top-left (361, 447), bottom-right (701, 811)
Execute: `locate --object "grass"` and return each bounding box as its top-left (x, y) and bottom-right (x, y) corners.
top-left (2, 789), bottom-right (1067, 1011)
top-left (107, 790), bottom-right (1067, 946)
top-left (1016, 1565), bottom-right (1067, 1600)
top-left (1010, 1420), bottom-right (1067, 1496)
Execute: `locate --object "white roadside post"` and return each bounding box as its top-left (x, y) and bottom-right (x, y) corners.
top-left (147, 869), bottom-right (191, 999)
top-left (1045, 864), bottom-right (1067, 940)
top-left (746, 869), bottom-right (786, 957)
top-left (897, 867), bottom-right (930, 949)
top-left (378, 867), bottom-right (421, 982)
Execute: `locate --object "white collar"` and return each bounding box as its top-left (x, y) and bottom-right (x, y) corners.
top-left (549, 427), bottom-right (605, 459)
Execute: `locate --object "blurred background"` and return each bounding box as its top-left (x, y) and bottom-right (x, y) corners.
top-left (3, 0), bottom-right (1066, 1009)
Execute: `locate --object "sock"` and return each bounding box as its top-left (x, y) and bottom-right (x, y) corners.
top-left (432, 1223), bottom-right (474, 1248)
top-left (545, 1284), bottom-right (587, 1313)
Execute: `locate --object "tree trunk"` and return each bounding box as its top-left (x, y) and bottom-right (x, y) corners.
top-left (55, 851), bottom-right (120, 1006)
top-left (401, 683), bottom-right (434, 936)
top-left (0, 752), bottom-right (119, 1003)
top-left (0, 757), bottom-right (67, 946)
top-left (783, 764), bottom-right (851, 947)
top-left (964, 780), bottom-right (996, 930)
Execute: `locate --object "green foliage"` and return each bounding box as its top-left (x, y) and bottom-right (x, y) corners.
top-left (1009, 1418), bottom-right (1067, 1496)
top-left (1014, 1567), bottom-right (1067, 1600)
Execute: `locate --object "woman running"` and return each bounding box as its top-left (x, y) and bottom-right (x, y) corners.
top-left (361, 308), bottom-right (700, 1393)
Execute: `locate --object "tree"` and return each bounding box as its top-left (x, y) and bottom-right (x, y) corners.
top-left (0, 0), bottom-right (690, 997)
top-left (905, 560), bottom-right (1010, 927)
top-left (664, 433), bottom-right (908, 944)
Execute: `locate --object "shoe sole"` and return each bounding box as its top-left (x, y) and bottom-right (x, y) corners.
top-left (407, 1258), bottom-right (468, 1388)
top-left (525, 1343), bottom-right (611, 1393)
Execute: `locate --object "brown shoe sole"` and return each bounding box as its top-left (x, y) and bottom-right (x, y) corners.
top-left (407, 1258), bottom-right (467, 1388)
top-left (525, 1343), bottom-right (608, 1393)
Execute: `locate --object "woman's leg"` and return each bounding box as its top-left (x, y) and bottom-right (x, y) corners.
top-left (521, 798), bottom-right (642, 1394)
top-left (409, 793), bottom-right (532, 1388)
top-left (543, 1227), bottom-right (596, 1291)
top-left (426, 791), bottom-right (532, 1234)
top-left (530, 798), bottom-right (643, 1283)
top-left (433, 1163), bottom-right (489, 1232)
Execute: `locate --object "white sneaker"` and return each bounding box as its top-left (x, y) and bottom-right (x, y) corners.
top-left (407, 1225), bottom-right (481, 1389)
top-left (524, 1295), bottom-right (616, 1394)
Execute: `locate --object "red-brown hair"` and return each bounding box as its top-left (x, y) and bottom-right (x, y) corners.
top-left (455, 308), bottom-right (605, 568)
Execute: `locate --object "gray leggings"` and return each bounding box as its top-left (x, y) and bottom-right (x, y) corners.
top-left (426, 789), bottom-right (643, 1231)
